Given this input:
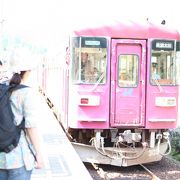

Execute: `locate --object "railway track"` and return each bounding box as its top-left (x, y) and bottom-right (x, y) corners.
top-left (91, 163), bottom-right (109, 180)
top-left (140, 164), bottom-right (160, 180)
top-left (85, 156), bottom-right (180, 180)
top-left (86, 163), bottom-right (155, 180)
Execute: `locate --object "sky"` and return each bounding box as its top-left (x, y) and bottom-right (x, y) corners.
top-left (0, 0), bottom-right (180, 55)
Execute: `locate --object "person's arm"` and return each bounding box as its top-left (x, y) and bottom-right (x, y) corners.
top-left (26, 127), bottom-right (44, 169)
top-left (23, 89), bottom-right (45, 169)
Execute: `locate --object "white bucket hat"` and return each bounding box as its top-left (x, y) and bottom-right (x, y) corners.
top-left (9, 48), bottom-right (37, 73)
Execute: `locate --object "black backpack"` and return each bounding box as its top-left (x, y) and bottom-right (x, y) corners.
top-left (0, 83), bottom-right (27, 153)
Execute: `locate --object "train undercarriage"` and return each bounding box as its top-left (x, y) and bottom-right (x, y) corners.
top-left (68, 128), bottom-right (171, 166)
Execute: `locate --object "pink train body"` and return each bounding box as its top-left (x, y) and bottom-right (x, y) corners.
top-left (39, 20), bottom-right (180, 166)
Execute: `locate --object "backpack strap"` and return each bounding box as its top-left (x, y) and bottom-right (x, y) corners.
top-left (8, 84), bottom-right (29, 93)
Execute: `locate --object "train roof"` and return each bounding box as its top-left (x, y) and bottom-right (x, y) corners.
top-left (72, 20), bottom-right (180, 40)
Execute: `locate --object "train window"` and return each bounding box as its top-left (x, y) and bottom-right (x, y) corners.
top-left (118, 55), bottom-right (138, 87)
top-left (71, 37), bottom-right (107, 84)
top-left (151, 40), bottom-right (176, 85)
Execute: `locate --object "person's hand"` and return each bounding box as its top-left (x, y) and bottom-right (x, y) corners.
top-left (35, 154), bottom-right (45, 169)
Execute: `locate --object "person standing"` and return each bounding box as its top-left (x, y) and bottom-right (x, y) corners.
top-left (151, 63), bottom-right (161, 80)
top-left (80, 52), bottom-right (92, 82)
top-left (0, 49), bottom-right (44, 180)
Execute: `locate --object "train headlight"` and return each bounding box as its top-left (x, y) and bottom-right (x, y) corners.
top-left (155, 97), bottom-right (176, 107)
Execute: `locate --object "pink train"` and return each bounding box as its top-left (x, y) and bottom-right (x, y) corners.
top-left (39, 20), bottom-right (180, 166)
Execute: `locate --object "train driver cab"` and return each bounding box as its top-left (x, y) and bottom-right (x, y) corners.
top-left (150, 40), bottom-right (177, 86)
top-left (71, 37), bottom-right (107, 84)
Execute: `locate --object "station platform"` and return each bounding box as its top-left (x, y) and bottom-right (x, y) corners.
top-left (31, 95), bottom-right (92, 180)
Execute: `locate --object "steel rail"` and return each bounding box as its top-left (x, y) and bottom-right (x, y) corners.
top-left (140, 164), bottom-right (161, 180)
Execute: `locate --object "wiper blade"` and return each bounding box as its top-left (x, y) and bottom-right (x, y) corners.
top-left (153, 78), bottom-right (163, 92)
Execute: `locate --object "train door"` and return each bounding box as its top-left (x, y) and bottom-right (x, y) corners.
top-left (111, 39), bottom-right (146, 127)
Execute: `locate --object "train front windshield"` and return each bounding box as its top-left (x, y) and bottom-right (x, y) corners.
top-left (150, 40), bottom-right (177, 85)
top-left (71, 37), bottom-right (107, 84)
